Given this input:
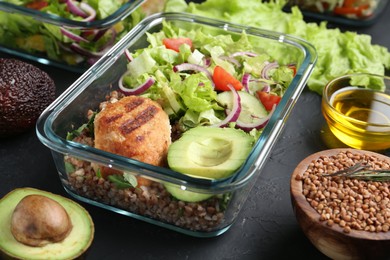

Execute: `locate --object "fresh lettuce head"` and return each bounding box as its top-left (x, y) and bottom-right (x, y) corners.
top-left (165, 0), bottom-right (390, 95)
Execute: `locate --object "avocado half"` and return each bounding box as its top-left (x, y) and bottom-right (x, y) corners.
top-left (0, 188), bottom-right (94, 260)
top-left (167, 126), bottom-right (254, 179)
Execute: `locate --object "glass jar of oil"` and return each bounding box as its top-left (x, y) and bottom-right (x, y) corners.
top-left (322, 74), bottom-right (390, 151)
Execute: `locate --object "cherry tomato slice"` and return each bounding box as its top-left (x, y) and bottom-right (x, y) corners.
top-left (256, 91), bottom-right (281, 111)
top-left (162, 38), bottom-right (193, 52)
top-left (288, 64), bottom-right (297, 76)
top-left (212, 66), bottom-right (243, 92)
top-left (333, 4), bottom-right (370, 17)
top-left (26, 0), bottom-right (48, 10)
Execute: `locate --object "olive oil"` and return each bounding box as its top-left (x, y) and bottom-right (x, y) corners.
top-left (323, 87), bottom-right (390, 151)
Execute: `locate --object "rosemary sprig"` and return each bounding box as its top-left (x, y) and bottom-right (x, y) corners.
top-left (323, 162), bottom-right (390, 182)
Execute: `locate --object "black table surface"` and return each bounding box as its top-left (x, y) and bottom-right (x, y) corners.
top-left (1, 3), bottom-right (390, 259)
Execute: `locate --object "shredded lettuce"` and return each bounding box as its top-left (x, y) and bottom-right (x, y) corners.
top-left (164, 0), bottom-right (390, 95)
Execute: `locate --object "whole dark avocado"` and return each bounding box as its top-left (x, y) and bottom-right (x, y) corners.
top-left (0, 58), bottom-right (56, 137)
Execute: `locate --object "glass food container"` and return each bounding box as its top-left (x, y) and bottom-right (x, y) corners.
top-left (36, 12), bottom-right (317, 237)
top-left (0, 0), bottom-right (146, 72)
top-left (285, 0), bottom-right (388, 27)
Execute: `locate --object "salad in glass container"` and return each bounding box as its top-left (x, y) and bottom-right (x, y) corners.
top-left (0, 0), bottom-right (152, 71)
top-left (287, 0), bottom-right (388, 26)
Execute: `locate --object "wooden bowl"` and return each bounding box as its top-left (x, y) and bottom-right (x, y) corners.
top-left (290, 148), bottom-right (390, 260)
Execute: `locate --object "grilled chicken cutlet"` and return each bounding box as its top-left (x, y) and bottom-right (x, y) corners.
top-left (94, 95), bottom-right (171, 177)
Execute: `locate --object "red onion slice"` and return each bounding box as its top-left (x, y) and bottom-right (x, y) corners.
top-left (79, 2), bottom-right (96, 22)
top-left (60, 28), bottom-right (89, 43)
top-left (203, 57), bottom-right (211, 67)
top-left (260, 85), bottom-right (270, 93)
top-left (66, 0), bottom-right (96, 21)
top-left (66, 0), bottom-right (87, 17)
top-left (173, 63), bottom-right (213, 84)
top-left (124, 49), bottom-right (133, 62)
top-left (70, 43), bottom-right (106, 58)
top-left (92, 28), bottom-right (108, 42)
top-left (218, 55), bottom-right (241, 67)
top-left (97, 28), bottom-right (116, 51)
top-left (261, 61), bottom-right (279, 80)
top-left (210, 84), bottom-right (241, 128)
top-left (236, 104), bottom-right (276, 132)
top-left (242, 73), bottom-right (251, 94)
top-left (69, 28), bottom-right (116, 58)
top-left (118, 73), bottom-right (155, 96)
top-left (230, 51), bottom-right (258, 58)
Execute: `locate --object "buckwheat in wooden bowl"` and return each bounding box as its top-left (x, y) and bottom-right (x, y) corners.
top-left (291, 148), bottom-right (390, 260)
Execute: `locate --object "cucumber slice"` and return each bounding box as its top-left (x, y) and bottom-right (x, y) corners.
top-left (216, 91), bottom-right (268, 124)
top-left (164, 183), bottom-right (213, 202)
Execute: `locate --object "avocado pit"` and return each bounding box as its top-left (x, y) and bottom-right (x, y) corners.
top-left (10, 194), bottom-right (73, 247)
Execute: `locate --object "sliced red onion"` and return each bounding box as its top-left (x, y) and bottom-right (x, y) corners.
top-left (236, 104), bottom-right (276, 132)
top-left (118, 73), bottom-right (155, 96)
top-left (124, 49), bottom-right (133, 62)
top-left (70, 42), bottom-right (106, 58)
top-left (79, 2), bottom-right (96, 22)
top-left (203, 57), bottom-right (211, 67)
top-left (66, 0), bottom-right (96, 21)
top-left (260, 85), bottom-right (270, 93)
top-left (60, 27), bottom-right (89, 43)
top-left (230, 51), bottom-right (258, 58)
top-left (242, 73), bottom-right (251, 94)
top-left (219, 55), bottom-right (241, 67)
top-left (173, 63), bottom-right (213, 83)
top-left (58, 42), bottom-right (85, 64)
top-left (69, 28), bottom-right (116, 58)
top-left (210, 84), bottom-right (241, 128)
top-left (66, 0), bottom-right (87, 18)
top-left (58, 42), bottom-right (72, 52)
top-left (92, 28), bottom-right (108, 42)
top-left (261, 61), bottom-right (279, 80)
top-left (86, 57), bottom-right (98, 65)
top-left (98, 28), bottom-right (116, 50)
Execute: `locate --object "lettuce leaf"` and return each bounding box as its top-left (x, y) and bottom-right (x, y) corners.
top-left (165, 0), bottom-right (390, 95)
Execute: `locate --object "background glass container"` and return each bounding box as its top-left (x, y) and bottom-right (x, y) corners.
top-left (285, 0), bottom-right (388, 27)
top-left (0, 0), bottom-right (145, 72)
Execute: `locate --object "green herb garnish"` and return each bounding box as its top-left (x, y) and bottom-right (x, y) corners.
top-left (108, 172), bottom-right (138, 189)
top-left (66, 112), bottom-right (97, 140)
top-left (64, 161), bottom-right (75, 174)
top-left (96, 168), bottom-right (102, 178)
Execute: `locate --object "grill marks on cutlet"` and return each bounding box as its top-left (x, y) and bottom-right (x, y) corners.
top-left (102, 98), bottom-right (144, 124)
top-left (104, 114), bottom-right (122, 124)
top-left (120, 106), bottom-right (159, 135)
top-left (125, 98), bottom-right (144, 112)
top-left (100, 97), bottom-right (160, 136)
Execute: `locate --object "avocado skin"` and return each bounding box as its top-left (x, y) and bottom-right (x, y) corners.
top-left (0, 59), bottom-right (56, 137)
top-left (0, 188), bottom-right (94, 260)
